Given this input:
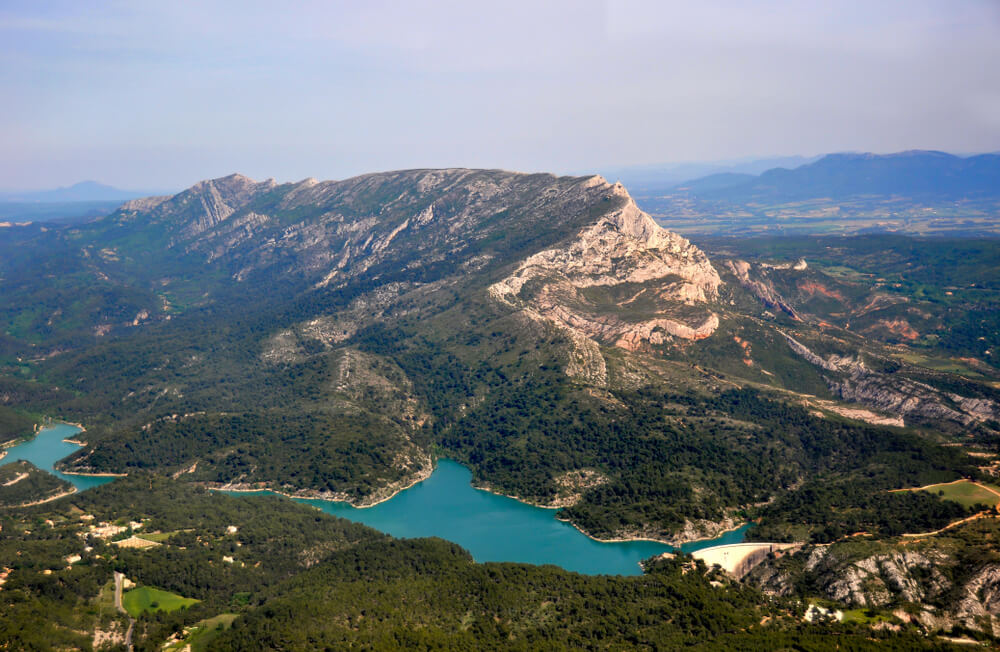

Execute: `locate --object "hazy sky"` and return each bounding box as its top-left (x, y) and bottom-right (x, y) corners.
top-left (2, 0), bottom-right (999, 190)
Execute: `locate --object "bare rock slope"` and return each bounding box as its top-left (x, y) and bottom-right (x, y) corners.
top-left (113, 168), bottom-right (725, 366)
top-left (490, 178), bottom-right (721, 353)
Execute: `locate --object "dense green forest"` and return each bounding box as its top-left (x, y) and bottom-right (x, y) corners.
top-left (0, 460), bottom-right (72, 507)
top-left (441, 384), bottom-right (976, 541)
top-left (0, 405), bottom-right (35, 445)
top-left (56, 290), bottom-right (981, 541)
top-left (0, 476), bottom-right (975, 650)
top-left (75, 411), bottom-right (418, 498)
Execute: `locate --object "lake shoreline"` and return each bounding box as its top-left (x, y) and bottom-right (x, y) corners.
top-left (559, 516), bottom-right (748, 549)
top-left (471, 483), bottom-right (561, 510)
top-left (218, 458), bottom-right (747, 550)
top-left (208, 458), bottom-right (435, 509)
top-left (59, 469), bottom-right (128, 478)
top-left (13, 426), bottom-right (747, 567)
top-left (13, 486), bottom-right (78, 507)
top-left (1, 423), bottom-right (119, 494)
top-left (1, 422), bottom-right (43, 452)
top-left (470, 472), bottom-right (748, 548)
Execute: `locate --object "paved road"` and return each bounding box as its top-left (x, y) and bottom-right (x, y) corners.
top-left (113, 571), bottom-right (135, 651)
top-left (113, 572), bottom-right (124, 613)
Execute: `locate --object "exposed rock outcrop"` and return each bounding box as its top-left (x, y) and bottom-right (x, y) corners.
top-left (749, 537), bottom-right (1000, 637)
top-left (955, 565), bottom-right (1000, 636)
top-left (560, 322), bottom-right (609, 387)
top-left (784, 334), bottom-right (1000, 428)
top-left (725, 260), bottom-right (801, 320)
top-left (490, 179), bottom-right (721, 353)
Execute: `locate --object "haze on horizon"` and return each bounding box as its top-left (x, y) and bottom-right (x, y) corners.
top-left (2, 0), bottom-right (998, 191)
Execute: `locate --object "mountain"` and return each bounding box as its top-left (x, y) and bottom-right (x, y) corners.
top-left (0, 180), bottom-right (151, 203)
top-left (640, 151), bottom-right (1000, 237)
top-left (0, 168), bottom-right (994, 542)
top-left (599, 154), bottom-right (819, 194)
top-left (1, 168), bottom-right (999, 642)
top-left (687, 150), bottom-right (1000, 202)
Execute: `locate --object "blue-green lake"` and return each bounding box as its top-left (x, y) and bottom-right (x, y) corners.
top-left (232, 461), bottom-right (750, 575)
top-left (5, 424), bottom-right (748, 575)
top-left (0, 423), bottom-right (114, 491)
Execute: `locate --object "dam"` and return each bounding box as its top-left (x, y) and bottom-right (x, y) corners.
top-left (690, 542), bottom-right (801, 578)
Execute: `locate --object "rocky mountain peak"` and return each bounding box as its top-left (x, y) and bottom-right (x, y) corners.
top-left (111, 173), bottom-right (278, 239)
top-left (184, 173), bottom-right (275, 206)
top-left (107, 168), bottom-right (722, 361)
top-left (490, 176), bottom-right (721, 355)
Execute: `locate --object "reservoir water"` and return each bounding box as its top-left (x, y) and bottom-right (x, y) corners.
top-left (4, 424), bottom-right (748, 575)
top-left (0, 423), bottom-right (114, 491)
top-left (288, 460), bottom-right (751, 575)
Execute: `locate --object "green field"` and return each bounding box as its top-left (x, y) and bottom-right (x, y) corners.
top-left (917, 480), bottom-right (1000, 509)
top-left (163, 613), bottom-right (238, 652)
top-left (122, 586), bottom-right (199, 617)
top-left (894, 352), bottom-right (990, 379)
top-left (840, 607), bottom-right (895, 626)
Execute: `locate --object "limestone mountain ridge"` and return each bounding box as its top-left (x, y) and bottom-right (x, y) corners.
top-left (1, 166), bottom-right (997, 547)
top-left (100, 169), bottom-right (726, 355)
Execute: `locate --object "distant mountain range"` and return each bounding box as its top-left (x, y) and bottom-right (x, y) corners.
top-left (0, 181), bottom-right (171, 225)
top-left (0, 180), bottom-right (153, 203)
top-left (635, 150), bottom-right (1000, 237)
top-left (677, 150), bottom-right (1000, 201)
top-left (599, 155), bottom-right (822, 193)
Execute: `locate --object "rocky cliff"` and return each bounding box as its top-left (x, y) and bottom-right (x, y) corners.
top-left (111, 169), bottom-right (726, 374)
top-left (783, 334), bottom-right (1000, 429)
top-left (490, 178), bottom-right (721, 353)
top-left (747, 523), bottom-right (1000, 637)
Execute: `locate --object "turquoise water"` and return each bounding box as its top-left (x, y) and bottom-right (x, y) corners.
top-left (4, 424), bottom-right (749, 575)
top-left (0, 423), bottom-right (114, 491)
top-left (232, 460), bottom-right (750, 576)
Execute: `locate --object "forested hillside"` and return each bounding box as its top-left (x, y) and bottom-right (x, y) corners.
top-left (0, 476), bottom-right (971, 650)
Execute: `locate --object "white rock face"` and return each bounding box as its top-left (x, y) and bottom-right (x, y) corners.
top-left (495, 181), bottom-right (719, 301)
top-left (561, 321), bottom-right (609, 387)
top-left (785, 334), bottom-right (1000, 427)
top-left (179, 174), bottom-right (278, 239)
top-left (490, 177), bottom-right (721, 354)
top-left (725, 260), bottom-right (801, 320)
top-left (956, 565), bottom-right (1000, 636)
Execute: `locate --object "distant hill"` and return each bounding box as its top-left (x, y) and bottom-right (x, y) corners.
top-left (0, 180), bottom-right (150, 203)
top-left (0, 181), bottom-right (166, 224)
top-left (599, 155), bottom-right (820, 194)
top-left (685, 150), bottom-right (1000, 201)
top-left (676, 172), bottom-right (756, 193)
top-left (638, 150), bottom-right (1000, 236)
